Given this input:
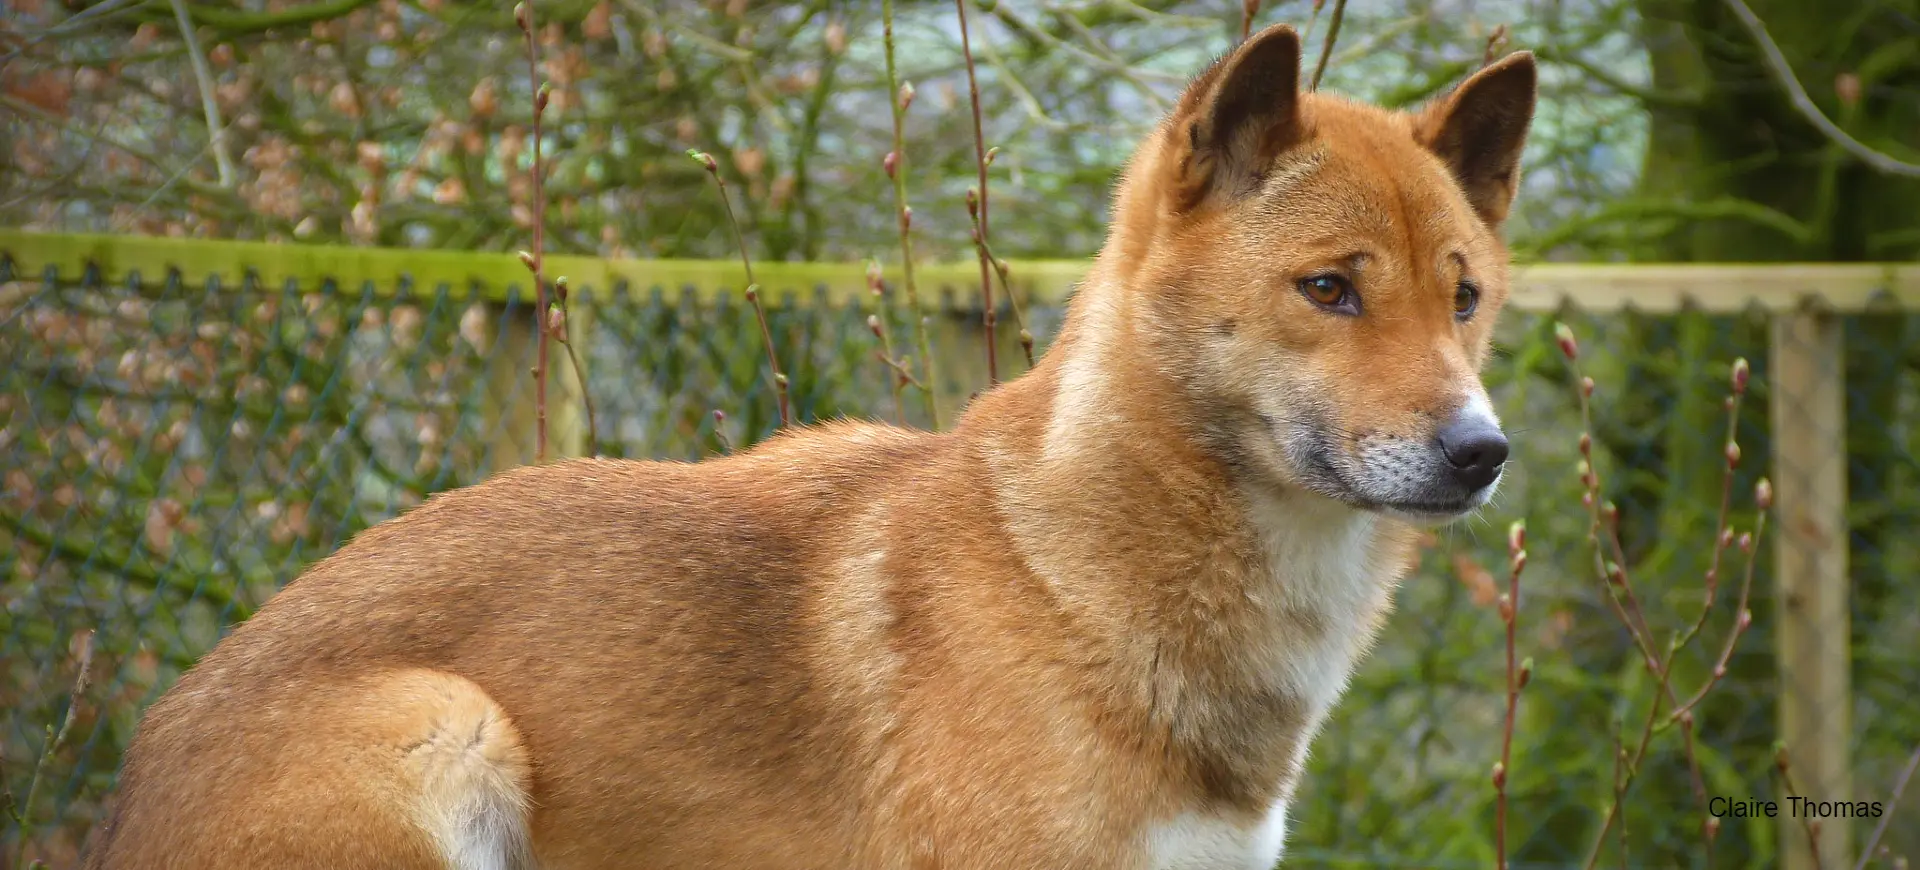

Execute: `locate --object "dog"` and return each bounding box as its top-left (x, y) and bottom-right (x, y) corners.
top-left (86, 24), bottom-right (1533, 870)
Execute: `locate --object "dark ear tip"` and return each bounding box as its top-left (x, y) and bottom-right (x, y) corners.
top-left (1489, 51), bottom-right (1538, 82)
top-left (1244, 22), bottom-right (1301, 53)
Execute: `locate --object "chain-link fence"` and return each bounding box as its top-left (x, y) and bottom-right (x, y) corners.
top-left (3, 237), bottom-right (1916, 869)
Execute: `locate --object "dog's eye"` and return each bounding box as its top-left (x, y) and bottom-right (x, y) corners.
top-left (1298, 275), bottom-right (1358, 314)
top-left (1453, 281), bottom-right (1480, 319)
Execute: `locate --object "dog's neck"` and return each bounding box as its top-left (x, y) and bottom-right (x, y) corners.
top-left (958, 266), bottom-right (1405, 665)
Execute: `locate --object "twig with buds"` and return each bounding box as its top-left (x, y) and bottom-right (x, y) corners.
top-left (866, 262), bottom-right (923, 425)
top-left (711, 409), bottom-right (734, 455)
top-left (691, 149), bottom-right (791, 429)
top-left (1494, 521), bottom-right (1530, 870)
top-left (1481, 24), bottom-right (1510, 68)
top-left (881, 0), bottom-right (941, 427)
top-left (548, 275), bottom-right (597, 446)
top-left (965, 188), bottom-right (1035, 368)
top-left (514, 0), bottom-right (552, 462)
top-left (954, 0), bottom-right (999, 386)
top-left (10, 629), bottom-right (93, 870)
top-left (1557, 324), bottom-right (1771, 869)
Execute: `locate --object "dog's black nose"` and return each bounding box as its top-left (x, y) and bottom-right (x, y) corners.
top-left (1437, 414), bottom-right (1509, 491)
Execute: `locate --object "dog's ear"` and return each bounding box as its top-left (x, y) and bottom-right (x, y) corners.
top-left (1170, 24), bottom-right (1305, 210)
top-left (1415, 52), bottom-right (1537, 227)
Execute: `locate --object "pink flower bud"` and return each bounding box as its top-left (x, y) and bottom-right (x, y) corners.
top-left (713, 410), bottom-right (726, 423)
top-left (536, 82), bottom-right (551, 114)
top-left (883, 151), bottom-right (899, 179)
top-left (1498, 594), bottom-right (1513, 623)
top-left (867, 314), bottom-right (883, 337)
top-left (985, 145), bottom-right (1000, 166)
top-left (965, 187), bottom-right (979, 217)
top-left (1511, 550), bottom-right (1527, 574)
top-left (1507, 520), bottom-right (1526, 554)
top-left (517, 250), bottom-right (536, 271)
top-left (1582, 376), bottom-right (1595, 397)
top-left (1738, 532), bottom-right (1753, 553)
top-left (514, 2), bottom-right (529, 32)
top-left (1518, 657), bottom-right (1533, 690)
top-left (553, 275), bottom-right (569, 302)
top-left (1491, 762), bottom-right (1506, 788)
top-left (1554, 322), bottom-right (1579, 360)
top-left (900, 205), bottom-right (913, 230)
top-left (898, 81), bottom-right (915, 111)
top-left (1705, 816), bottom-right (1721, 840)
top-left (1725, 441), bottom-right (1741, 467)
top-left (1731, 358), bottom-right (1750, 393)
top-left (866, 261), bottom-right (883, 293)
top-left (546, 307), bottom-right (565, 335)
top-left (744, 286), bottom-right (759, 302)
top-left (1578, 433), bottom-right (1592, 457)
top-left (1755, 478), bottom-right (1773, 510)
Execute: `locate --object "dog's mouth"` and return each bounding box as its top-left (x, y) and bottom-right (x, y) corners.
top-left (1367, 494), bottom-right (1492, 523)
top-left (1290, 438), bottom-right (1500, 523)
top-left (1255, 411), bottom-right (1501, 523)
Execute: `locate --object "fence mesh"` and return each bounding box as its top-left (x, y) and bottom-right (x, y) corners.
top-left (2, 248), bottom-right (1917, 869)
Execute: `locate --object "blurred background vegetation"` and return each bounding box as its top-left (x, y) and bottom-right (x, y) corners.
top-left (3, 0), bottom-right (1919, 868)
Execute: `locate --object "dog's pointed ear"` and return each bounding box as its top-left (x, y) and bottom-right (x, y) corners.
top-left (1170, 24), bottom-right (1305, 210)
top-left (1416, 51), bottom-right (1537, 227)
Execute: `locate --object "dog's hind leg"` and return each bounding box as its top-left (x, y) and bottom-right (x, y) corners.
top-left (378, 669), bottom-right (538, 870)
top-left (86, 668), bottom-right (535, 870)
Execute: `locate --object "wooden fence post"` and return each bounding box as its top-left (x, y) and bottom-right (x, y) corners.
top-left (1770, 304), bottom-right (1852, 870)
top-left (483, 293), bottom-right (538, 471)
top-left (482, 286), bottom-right (591, 469)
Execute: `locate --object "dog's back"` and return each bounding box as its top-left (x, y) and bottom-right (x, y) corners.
top-left (88, 423), bottom-right (967, 868)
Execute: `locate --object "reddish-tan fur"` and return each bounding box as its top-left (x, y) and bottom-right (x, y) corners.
top-left (87, 26), bottom-right (1534, 870)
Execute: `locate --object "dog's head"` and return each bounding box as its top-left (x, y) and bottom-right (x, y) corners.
top-left (1108, 24), bottom-right (1536, 522)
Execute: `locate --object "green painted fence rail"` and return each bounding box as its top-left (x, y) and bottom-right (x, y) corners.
top-left (5, 229), bottom-right (1918, 312)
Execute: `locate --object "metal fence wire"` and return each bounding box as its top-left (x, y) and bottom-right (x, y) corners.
top-left (2, 245), bottom-right (1917, 869)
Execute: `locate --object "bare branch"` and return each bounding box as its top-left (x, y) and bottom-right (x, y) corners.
top-left (956, 0), bottom-right (999, 385)
top-left (1308, 0), bottom-right (1346, 91)
top-left (692, 150), bottom-right (792, 428)
top-left (1723, 0), bottom-right (1920, 177)
top-left (169, 0), bottom-right (236, 187)
top-left (882, 0), bottom-right (940, 427)
top-left (1855, 744), bottom-right (1920, 870)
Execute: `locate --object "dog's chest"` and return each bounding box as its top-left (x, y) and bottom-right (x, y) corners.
top-left (1146, 802), bottom-right (1290, 870)
top-left (1144, 496), bottom-right (1386, 870)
